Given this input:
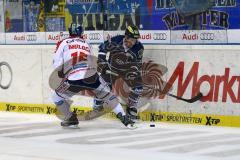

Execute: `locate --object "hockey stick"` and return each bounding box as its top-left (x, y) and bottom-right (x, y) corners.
top-left (104, 70), bottom-right (203, 103)
top-left (167, 92), bottom-right (203, 103)
top-left (144, 85), bottom-right (203, 103)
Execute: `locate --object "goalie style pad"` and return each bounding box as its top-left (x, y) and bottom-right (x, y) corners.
top-left (172, 0), bottom-right (215, 17)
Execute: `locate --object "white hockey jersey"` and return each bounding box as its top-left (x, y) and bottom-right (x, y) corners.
top-left (53, 37), bottom-right (97, 80)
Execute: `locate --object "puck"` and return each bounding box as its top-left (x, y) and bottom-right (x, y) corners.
top-left (150, 124), bottom-right (155, 127)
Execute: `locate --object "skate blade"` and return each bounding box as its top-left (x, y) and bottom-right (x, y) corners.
top-left (132, 119), bottom-right (140, 124)
top-left (62, 125), bottom-right (80, 129)
top-left (126, 124), bottom-right (137, 130)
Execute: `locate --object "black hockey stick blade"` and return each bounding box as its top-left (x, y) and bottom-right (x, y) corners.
top-left (168, 92), bottom-right (203, 103)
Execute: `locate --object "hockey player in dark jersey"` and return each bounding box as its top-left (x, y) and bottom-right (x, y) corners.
top-left (95, 25), bottom-right (144, 121)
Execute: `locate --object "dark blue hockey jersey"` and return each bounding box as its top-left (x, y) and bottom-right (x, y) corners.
top-left (97, 35), bottom-right (144, 113)
top-left (98, 35), bottom-right (144, 73)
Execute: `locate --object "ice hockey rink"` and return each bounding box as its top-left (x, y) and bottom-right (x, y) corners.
top-left (0, 112), bottom-right (240, 160)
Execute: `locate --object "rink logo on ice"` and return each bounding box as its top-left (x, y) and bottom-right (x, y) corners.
top-left (205, 116), bottom-right (221, 126)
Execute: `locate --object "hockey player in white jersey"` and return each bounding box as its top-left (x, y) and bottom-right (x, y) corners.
top-left (51, 23), bottom-right (136, 129)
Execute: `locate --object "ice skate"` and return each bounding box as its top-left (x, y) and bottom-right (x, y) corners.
top-left (61, 112), bottom-right (79, 128)
top-left (116, 113), bottom-right (137, 129)
top-left (126, 106), bottom-right (139, 122)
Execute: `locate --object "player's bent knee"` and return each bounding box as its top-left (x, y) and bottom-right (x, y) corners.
top-left (104, 92), bottom-right (119, 109)
top-left (52, 92), bottom-right (64, 104)
top-left (54, 100), bottom-right (65, 106)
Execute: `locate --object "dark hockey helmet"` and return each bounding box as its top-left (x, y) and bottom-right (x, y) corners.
top-left (125, 25), bottom-right (140, 39)
top-left (68, 23), bottom-right (84, 36)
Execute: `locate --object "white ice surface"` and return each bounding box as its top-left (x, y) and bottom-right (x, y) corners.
top-left (1, 112), bottom-right (240, 160)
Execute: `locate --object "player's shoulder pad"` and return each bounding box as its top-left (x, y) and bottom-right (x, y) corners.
top-left (111, 35), bottom-right (124, 44)
top-left (55, 39), bottom-right (65, 53)
top-left (99, 35), bottom-right (124, 52)
top-left (130, 41), bottom-right (144, 60)
top-left (136, 41), bottom-right (144, 50)
top-left (59, 37), bottom-right (74, 45)
top-left (55, 37), bottom-right (80, 53)
top-left (131, 41), bottom-right (144, 54)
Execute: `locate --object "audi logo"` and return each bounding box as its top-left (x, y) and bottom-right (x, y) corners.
top-left (26, 34), bottom-right (37, 41)
top-left (200, 33), bottom-right (214, 40)
top-left (153, 33), bottom-right (167, 40)
top-left (88, 33), bottom-right (101, 40)
top-left (0, 62), bottom-right (12, 89)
